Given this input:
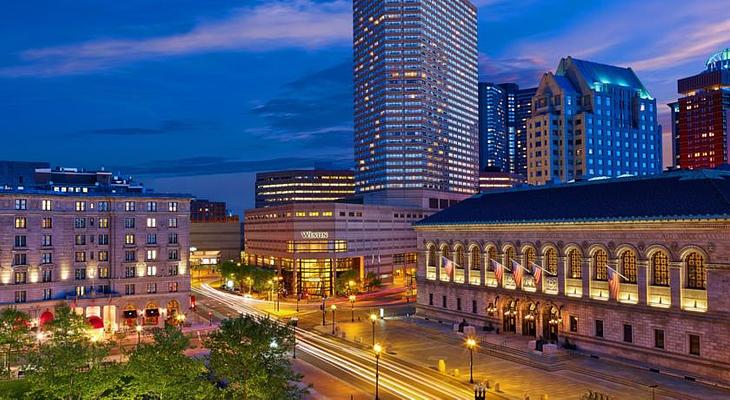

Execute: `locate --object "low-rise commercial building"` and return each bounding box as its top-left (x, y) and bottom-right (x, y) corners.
top-left (244, 203), bottom-right (426, 296)
top-left (415, 169), bottom-right (730, 384)
top-left (255, 169), bottom-right (355, 208)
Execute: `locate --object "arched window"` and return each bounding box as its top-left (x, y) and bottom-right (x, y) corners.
top-left (455, 246), bottom-right (465, 267)
top-left (651, 252), bottom-right (669, 286)
top-left (441, 246), bottom-right (451, 265)
top-left (524, 248), bottom-right (536, 274)
top-left (486, 247), bottom-right (497, 271)
top-left (620, 250), bottom-right (637, 283)
top-left (427, 245), bottom-right (437, 267)
top-left (568, 249), bottom-right (582, 279)
top-left (593, 249), bottom-right (608, 280)
top-left (504, 247), bottom-right (516, 267)
top-left (686, 252), bottom-right (706, 290)
top-left (545, 248), bottom-right (558, 275)
top-left (469, 247), bottom-right (480, 270)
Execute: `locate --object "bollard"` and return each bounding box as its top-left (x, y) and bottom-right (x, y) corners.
top-left (495, 382), bottom-right (501, 392)
top-left (438, 359), bottom-right (446, 373)
top-left (524, 396), bottom-right (530, 400)
top-left (474, 385), bottom-right (487, 400)
top-left (484, 379), bottom-right (490, 389)
top-left (454, 368), bottom-right (460, 378)
top-left (541, 395), bottom-right (549, 400)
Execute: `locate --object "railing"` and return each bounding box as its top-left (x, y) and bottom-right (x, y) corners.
top-left (426, 266), bottom-right (436, 280)
top-left (647, 285), bottom-right (671, 308)
top-left (681, 288), bottom-right (708, 312)
top-left (454, 268), bottom-right (465, 284)
top-left (590, 281), bottom-right (609, 301)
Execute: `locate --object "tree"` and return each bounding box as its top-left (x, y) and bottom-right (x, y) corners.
top-left (116, 325), bottom-right (220, 399)
top-left (206, 315), bottom-right (306, 400)
top-left (218, 260), bottom-right (245, 291)
top-left (334, 270), bottom-right (360, 296)
top-left (25, 304), bottom-right (115, 400)
top-left (363, 272), bottom-right (383, 292)
top-left (0, 308), bottom-right (32, 377)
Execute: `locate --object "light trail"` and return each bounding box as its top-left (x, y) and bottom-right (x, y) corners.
top-left (195, 284), bottom-right (476, 400)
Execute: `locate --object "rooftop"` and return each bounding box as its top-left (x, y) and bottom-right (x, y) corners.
top-left (416, 169), bottom-right (730, 226)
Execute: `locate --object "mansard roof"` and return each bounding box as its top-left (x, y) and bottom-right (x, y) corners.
top-left (416, 169), bottom-right (730, 227)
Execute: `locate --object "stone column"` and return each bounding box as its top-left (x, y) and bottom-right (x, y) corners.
top-left (637, 260), bottom-right (648, 305)
top-left (670, 262), bottom-right (682, 310)
top-left (436, 251), bottom-right (442, 281)
top-left (581, 257), bottom-right (590, 297)
top-left (557, 256), bottom-right (566, 295)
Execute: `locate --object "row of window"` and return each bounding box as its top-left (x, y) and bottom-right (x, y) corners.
top-left (13, 216), bottom-right (179, 229)
top-left (12, 281), bottom-right (180, 304)
top-left (10, 265), bottom-right (181, 284)
top-left (13, 199), bottom-right (180, 212)
top-left (11, 249), bottom-right (179, 266)
top-left (427, 244), bottom-right (707, 290)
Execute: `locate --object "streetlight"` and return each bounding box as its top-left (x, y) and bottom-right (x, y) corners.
top-left (321, 296), bottom-right (327, 326)
top-left (276, 276), bottom-right (284, 312)
top-left (369, 313), bottom-right (378, 345)
top-left (289, 317), bottom-right (299, 359)
top-left (268, 279), bottom-right (274, 303)
top-left (373, 343), bottom-right (382, 400)
top-left (208, 311), bottom-right (213, 326)
top-left (349, 294), bottom-right (356, 322)
top-left (246, 276), bottom-right (253, 296)
top-left (135, 325), bottom-right (142, 347)
top-left (330, 304), bottom-right (337, 335)
top-left (465, 338), bottom-right (477, 384)
top-left (649, 384), bottom-right (658, 400)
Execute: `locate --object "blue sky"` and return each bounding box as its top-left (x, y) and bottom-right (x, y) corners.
top-left (2, 0), bottom-right (728, 214)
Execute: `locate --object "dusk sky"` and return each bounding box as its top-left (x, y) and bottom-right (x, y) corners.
top-left (2, 0), bottom-right (729, 214)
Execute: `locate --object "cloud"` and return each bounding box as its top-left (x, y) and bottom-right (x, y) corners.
top-left (112, 155), bottom-right (352, 177)
top-left (80, 119), bottom-right (215, 136)
top-left (0, 0), bottom-right (352, 77)
top-left (478, 53), bottom-right (547, 87)
top-left (249, 60), bottom-right (354, 151)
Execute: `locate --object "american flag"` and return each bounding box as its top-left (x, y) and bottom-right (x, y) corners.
top-left (491, 259), bottom-right (509, 284)
top-left (512, 260), bottom-right (525, 288)
top-left (442, 256), bottom-right (455, 278)
top-left (530, 261), bottom-right (543, 286)
top-left (608, 266), bottom-right (621, 299)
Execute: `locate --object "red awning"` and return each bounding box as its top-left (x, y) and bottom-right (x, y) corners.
top-left (39, 310), bottom-right (54, 326)
top-left (87, 315), bottom-right (104, 330)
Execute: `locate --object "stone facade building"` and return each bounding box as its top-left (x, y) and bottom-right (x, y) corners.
top-left (414, 169), bottom-right (730, 384)
top-left (0, 189), bottom-right (191, 332)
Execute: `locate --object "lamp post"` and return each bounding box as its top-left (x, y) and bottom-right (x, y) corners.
top-left (349, 294), bottom-right (356, 322)
top-left (276, 276), bottom-right (283, 312)
top-left (330, 304), bottom-right (337, 335)
top-left (369, 313), bottom-right (378, 345)
top-left (208, 311), bottom-right (213, 326)
top-left (321, 296), bottom-right (327, 326)
top-left (466, 338), bottom-right (477, 384)
top-left (373, 343), bottom-right (382, 400)
top-left (246, 277), bottom-right (252, 296)
top-left (135, 325), bottom-right (142, 348)
top-left (268, 279), bottom-right (274, 303)
top-left (649, 385), bottom-right (658, 400)
top-left (289, 317), bottom-right (299, 359)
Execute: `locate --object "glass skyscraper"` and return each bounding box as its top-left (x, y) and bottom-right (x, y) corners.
top-left (353, 0), bottom-right (479, 196)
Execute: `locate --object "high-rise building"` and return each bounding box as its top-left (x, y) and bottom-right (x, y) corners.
top-left (667, 102), bottom-right (681, 168)
top-left (673, 48), bottom-right (730, 169)
top-left (478, 83), bottom-right (508, 171)
top-left (527, 57), bottom-right (662, 185)
top-left (254, 169), bottom-right (355, 208)
top-left (478, 83), bottom-right (536, 178)
top-left (353, 0), bottom-right (479, 198)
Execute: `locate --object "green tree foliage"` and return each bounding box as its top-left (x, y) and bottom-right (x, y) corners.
top-left (206, 315), bottom-right (306, 400)
top-left (363, 272), bottom-right (383, 292)
top-left (0, 308), bottom-right (32, 377)
top-left (25, 304), bottom-right (115, 400)
top-left (219, 262), bottom-right (276, 294)
top-left (334, 269), bottom-right (360, 296)
top-left (114, 325), bottom-right (220, 399)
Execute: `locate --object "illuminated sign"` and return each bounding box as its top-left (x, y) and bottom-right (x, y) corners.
top-left (300, 231), bottom-right (329, 239)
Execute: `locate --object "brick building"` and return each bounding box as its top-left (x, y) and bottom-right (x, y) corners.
top-left (414, 169), bottom-right (730, 384)
top-left (0, 188), bottom-right (191, 332)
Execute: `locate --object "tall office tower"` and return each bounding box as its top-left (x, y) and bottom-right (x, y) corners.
top-left (527, 57), bottom-right (662, 185)
top-left (508, 85), bottom-right (538, 178)
top-left (667, 102), bottom-right (681, 168)
top-left (353, 0), bottom-right (479, 200)
top-left (674, 48), bottom-right (730, 169)
top-left (478, 83), bottom-right (508, 171)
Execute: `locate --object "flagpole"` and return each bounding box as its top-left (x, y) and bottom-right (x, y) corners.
top-left (606, 265), bottom-right (629, 281)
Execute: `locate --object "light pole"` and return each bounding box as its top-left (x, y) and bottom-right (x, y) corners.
top-left (349, 295), bottom-right (356, 322)
top-left (466, 338), bottom-right (477, 384)
top-left (373, 343), bottom-right (382, 400)
top-left (135, 325), bottom-right (142, 348)
top-left (330, 304), bottom-right (337, 335)
top-left (208, 311), bottom-right (213, 326)
top-left (289, 317), bottom-right (299, 359)
top-left (369, 313), bottom-right (378, 345)
top-left (296, 293), bottom-right (301, 313)
top-left (649, 384), bottom-right (658, 400)
top-left (321, 296), bottom-right (327, 326)
top-left (246, 277), bottom-right (252, 296)
top-left (275, 276), bottom-right (283, 312)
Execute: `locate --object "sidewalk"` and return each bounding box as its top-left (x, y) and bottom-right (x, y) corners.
top-left (322, 315), bottom-right (730, 400)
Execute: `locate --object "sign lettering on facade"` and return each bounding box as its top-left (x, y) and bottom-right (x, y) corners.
top-left (300, 231), bottom-right (329, 239)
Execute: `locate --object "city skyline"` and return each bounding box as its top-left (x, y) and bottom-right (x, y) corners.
top-left (2, 0), bottom-right (729, 213)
